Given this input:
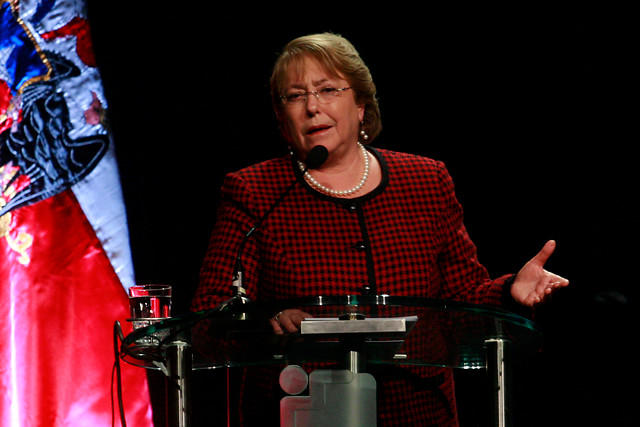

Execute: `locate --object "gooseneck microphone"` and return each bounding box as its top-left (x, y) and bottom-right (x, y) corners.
top-left (231, 145), bottom-right (329, 302)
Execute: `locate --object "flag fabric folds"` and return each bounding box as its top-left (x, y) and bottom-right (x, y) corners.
top-left (1, 1), bottom-right (153, 425)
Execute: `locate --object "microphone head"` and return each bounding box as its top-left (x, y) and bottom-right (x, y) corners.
top-left (304, 145), bottom-right (329, 170)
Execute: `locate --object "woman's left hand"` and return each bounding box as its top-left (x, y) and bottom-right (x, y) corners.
top-left (511, 240), bottom-right (570, 307)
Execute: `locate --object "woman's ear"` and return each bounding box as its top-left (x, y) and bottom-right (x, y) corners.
top-left (358, 104), bottom-right (365, 123)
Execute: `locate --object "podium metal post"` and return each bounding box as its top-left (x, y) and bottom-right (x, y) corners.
top-left (486, 338), bottom-right (512, 427)
top-left (166, 339), bottom-right (192, 427)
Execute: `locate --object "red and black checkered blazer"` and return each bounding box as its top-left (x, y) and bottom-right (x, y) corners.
top-left (192, 147), bottom-right (514, 426)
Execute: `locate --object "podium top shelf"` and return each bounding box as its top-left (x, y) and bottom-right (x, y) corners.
top-left (121, 295), bottom-right (541, 371)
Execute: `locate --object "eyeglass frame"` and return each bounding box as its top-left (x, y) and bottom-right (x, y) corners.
top-left (280, 87), bottom-right (353, 107)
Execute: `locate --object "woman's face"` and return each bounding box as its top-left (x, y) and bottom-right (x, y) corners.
top-left (280, 57), bottom-right (364, 162)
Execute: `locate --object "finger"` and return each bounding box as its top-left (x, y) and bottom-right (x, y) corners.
top-left (531, 240), bottom-right (557, 267)
top-left (552, 275), bottom-right (570, 287)
top-left (536, 277), bottom-right (569, 303)
top-left (531, 272), bottom-right (551, 294)
top-left (270, 318), bottom-right (284, 335)
top-left (271, 311), bottom-right (286, 335)
top-left (547, 279), bottom-right (568, 290)
top-left (281, 313), bottom-right (303, 333)
top-left (528, 278), bottom-right (552, 304)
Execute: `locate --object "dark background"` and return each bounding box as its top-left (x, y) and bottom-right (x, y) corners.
top-left (88, 2), bottom-right (635, 426)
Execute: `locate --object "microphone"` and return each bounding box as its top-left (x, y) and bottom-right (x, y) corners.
top-left (300, 145), bottom-right (329, 170)
top-left (231, 145), bottom-right (328, 303)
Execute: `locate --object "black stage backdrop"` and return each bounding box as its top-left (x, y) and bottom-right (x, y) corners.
top-left (87, 2), bottom-right (635, 426)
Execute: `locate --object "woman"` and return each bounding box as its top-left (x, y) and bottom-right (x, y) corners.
top-left (192, 33), bottom-right (568, 426)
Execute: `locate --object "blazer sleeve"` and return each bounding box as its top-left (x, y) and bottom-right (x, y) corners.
top-left (191, 172), bottom-right (260, 312)
top-left (432, 161), bottom-right (514, 307)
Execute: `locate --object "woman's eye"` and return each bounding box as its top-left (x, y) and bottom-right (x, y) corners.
top-left (286, 93), bottom-right (304, 102)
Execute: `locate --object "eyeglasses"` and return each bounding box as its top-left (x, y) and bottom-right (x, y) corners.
top-left (281, 87), bottom-right (352, 107)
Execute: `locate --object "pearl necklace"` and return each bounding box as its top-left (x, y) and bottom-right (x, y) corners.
top-left (298, 142), bottom-right (370, 197)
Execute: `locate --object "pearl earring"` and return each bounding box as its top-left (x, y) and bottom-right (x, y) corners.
top-left (360, 123), bottom-right (369, 141)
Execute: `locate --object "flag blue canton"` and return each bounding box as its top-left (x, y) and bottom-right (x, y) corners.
top-left (0, 2), bottom-right (50, 94)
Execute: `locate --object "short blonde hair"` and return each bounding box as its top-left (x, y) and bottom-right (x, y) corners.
top-left (270, 33), bottom-right (382, 143)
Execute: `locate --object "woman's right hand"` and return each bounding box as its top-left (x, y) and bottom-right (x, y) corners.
top-left (269, 309), bottom-right (313, 335)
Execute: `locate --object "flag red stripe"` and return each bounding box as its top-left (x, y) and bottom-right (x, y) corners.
top-left (0, 189), bottom-right (152, 425)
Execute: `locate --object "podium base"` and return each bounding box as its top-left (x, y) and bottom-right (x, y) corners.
top-left (281, 369), bottom-right (376, 427)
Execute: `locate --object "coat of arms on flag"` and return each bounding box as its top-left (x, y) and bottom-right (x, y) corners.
top-left (1, 1), bottom-right (153, 425)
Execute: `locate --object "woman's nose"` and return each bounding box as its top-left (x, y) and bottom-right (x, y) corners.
top-left (305, 92), bottom-right (320, 115)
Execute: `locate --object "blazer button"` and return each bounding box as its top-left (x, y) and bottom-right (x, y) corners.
top-left (359, 285), bottom-right (373, 295)
top-left (354, 241), bottom-right (367, 251)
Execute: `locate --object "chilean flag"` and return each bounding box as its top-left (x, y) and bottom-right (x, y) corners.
top-left (1, 1), bottom-right (153, 425)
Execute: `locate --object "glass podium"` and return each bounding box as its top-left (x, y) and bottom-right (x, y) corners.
top-left (118, 295), bottom-right (542, 427)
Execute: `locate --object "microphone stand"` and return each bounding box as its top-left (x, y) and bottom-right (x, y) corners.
top-left (229, 146), bottom-right (328, 315)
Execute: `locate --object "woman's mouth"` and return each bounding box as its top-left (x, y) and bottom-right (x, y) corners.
top-left (306, 125), bottom-right (331, 135)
